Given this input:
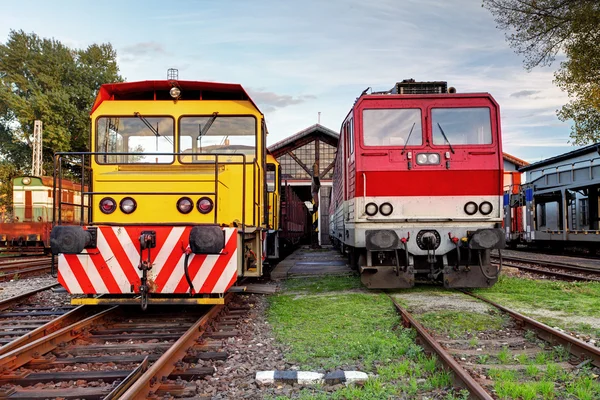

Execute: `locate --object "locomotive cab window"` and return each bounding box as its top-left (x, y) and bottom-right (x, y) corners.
top-left (179, 116), bottom-right (256, 163)
top-left (266, 163), bottom-right (277, 193)
top-left (432, 108), bottom-right (492, 145)
top-left (96, 116), bottom-right (175, 164)
top-left (362, 109), bottom-right (422, 147)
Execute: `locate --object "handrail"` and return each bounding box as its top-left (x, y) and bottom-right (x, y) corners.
top-left (53, 151), bottom-right (256, 229)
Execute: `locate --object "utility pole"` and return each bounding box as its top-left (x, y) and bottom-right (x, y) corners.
top-left (32, 120), bottom-right (43, 177)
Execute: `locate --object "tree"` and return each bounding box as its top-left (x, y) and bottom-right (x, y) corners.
top-left (483, 0), bottom-right (600, 144)
top-left (0, 30), bottom-right (123, 175)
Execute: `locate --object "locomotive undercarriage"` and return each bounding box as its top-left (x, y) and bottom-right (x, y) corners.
top-left (358, 247), bottom-right (498, 288)
top-left (351, 226), bottom-right (504, 289)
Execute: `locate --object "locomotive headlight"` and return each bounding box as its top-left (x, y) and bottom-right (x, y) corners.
top-left (379, 202), bottom-right (393, 216)
top-left (365, 202), bottom-right (378, 216)
top-left (479, 201), bottom-right (493, 215)
top-left (119, 197), bottom-right (137, 214)
top-left (22, 177), bottom-right (31, 185)
top-left (177, 197), bottom-right (194, 214)
top-left (464, 201), bottom-right (478, 215)
top-left (169, 87), bottom-right (181, 98)
top-left (99, 197), bottom-right (117, 214)
top-left (416, 153), bottom-right (428, 165)
top-left (197, 197), bottom-right (214, 214)
top-left (427, 153), bottom-right (440, 164)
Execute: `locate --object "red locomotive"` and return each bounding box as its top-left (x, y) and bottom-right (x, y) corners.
top-left (330, 80), bottom-right (505, 288)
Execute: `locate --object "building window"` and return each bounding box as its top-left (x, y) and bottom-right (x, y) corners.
top-left (540, 203), bottom-right (546, 227)
top-left (580, 198), bottom-right (589, 227)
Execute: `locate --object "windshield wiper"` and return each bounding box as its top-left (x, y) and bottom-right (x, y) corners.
top-left (201, 112), bottom-right (219, 137)
top-left (436, 122), bottom-right (455, 154)
top-left (134, 112), bottom-right (173, 145)
top-left (401, 122), bottom-right (416, 155)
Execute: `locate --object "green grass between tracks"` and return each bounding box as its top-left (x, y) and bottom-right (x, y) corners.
top-left (266, 275), bottom-right (468, 399)
top-left (473, 275), bottom-right (600, 337)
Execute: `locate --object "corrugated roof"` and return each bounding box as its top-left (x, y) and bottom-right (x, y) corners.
top-left (268, 124), bottom-right (339, 153)
top-left (519, 143), bottom-right (598, 172)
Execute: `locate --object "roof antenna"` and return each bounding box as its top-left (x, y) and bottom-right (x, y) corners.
top-left (167, 68), bottom-right (179, 80)
top-left (318, 112), bottom-right (321, 124)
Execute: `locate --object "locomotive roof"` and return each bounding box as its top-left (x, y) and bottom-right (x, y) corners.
top-left (91, 80), bottom-right (261, 114)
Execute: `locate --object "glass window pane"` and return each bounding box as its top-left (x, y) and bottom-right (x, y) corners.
top-left (432, 108), bottom-right (492, 145)
top-left (96, 117), bottom-right (174, 164)
top-left (362, 109), bottom-right (422, 147)
top-left (363, 109), bottom-right (423, 147)
top-left (179, 116), bottom-right (256, 163)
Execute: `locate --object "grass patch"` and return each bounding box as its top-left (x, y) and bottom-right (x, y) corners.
top-left (474, 275), bottom-right (600, 318)
top-left (417, 310), bottom-right (507, 338)
top-left (267, 276), bottom-right (455, 398)
top-left (268, 290), bottom-right (419, 370)
top-left (282, 275), bottom-right (362, 293)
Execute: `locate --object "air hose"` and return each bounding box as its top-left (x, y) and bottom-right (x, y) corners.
top-left (184, 252), bottom-right (195, 295)
top-left (478, 249), bottom-right (502, 280)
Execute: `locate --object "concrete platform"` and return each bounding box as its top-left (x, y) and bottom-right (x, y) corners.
top-left (270, 246), bottom-right (353, 280)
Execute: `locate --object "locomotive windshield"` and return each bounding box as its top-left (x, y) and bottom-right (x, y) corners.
top-left (362, 109), bottom-right (422, 146)
top-left (432, 108), bottom-right (492, 145)
top-left (179, 115), bottom-right (256, 163)
top-left (96, 116), bottom-right (175, 164)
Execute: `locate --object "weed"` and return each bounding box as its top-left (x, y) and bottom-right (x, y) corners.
top-left (535, 351), bottom-right (548, 364)
top-left (477, 354), bottom-right (489, 364)
top-left (552, 344), bottom-right (570, 361)
top-left (525, 363), bottom-right (539, 377)
top-left (516, 353), bottom-right (529, 364)
top-left (524, 329), bottom-right (538, 342)
top-left (545, 363), bottom-right (560, 381)
top-left (445, 389), bottom-right (470, 400)
top-left (537, 381), bottom-right (555, 400)
top-left (418, 310), bottom-right (506, 338)
top-left (468, 337), bottom-right (478, 347)
top-left (497, 346), bottom-right (511, 364)
top-left (427, 371), bottom-right (452, 389)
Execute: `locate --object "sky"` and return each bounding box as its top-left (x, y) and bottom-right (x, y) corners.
top-left (0, 0), bottom-right (580, 163)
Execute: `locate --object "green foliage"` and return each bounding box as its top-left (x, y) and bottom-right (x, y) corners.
top-left (0, 161), bottom-right (21, 216)
top-left (0, 29), bottom-right (123, 174)
top-left (483, 1), bottom-right (600, 144)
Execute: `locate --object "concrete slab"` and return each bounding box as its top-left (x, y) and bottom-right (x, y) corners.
top-left (271, 246), bottom-right (353, 280)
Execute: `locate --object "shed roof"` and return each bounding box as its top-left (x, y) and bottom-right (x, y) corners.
top-left (519, 143), bottom-right (598, 172)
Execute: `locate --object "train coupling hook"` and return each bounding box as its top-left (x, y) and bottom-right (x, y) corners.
top-left (138, 231), bottom-right (156, 311)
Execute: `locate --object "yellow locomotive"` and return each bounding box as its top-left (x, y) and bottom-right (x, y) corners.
top-left (50, 80), bottom-right (278, 308)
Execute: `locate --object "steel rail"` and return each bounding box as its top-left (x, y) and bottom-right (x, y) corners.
top-left (464, 292), bottom-right (600, 368)
top-left (0, 259), bottom-right (52, 269)
top-left (120, 293), bottom-right (233, 399)
top-left (492, 255), bottom-right (600, 274)
top-left (0, 306), bottom-right (118, 372)
top-left (104, 356), bottom-right (149, 400)
top-left (0, 283), bottom-right (59, 312)
top-left (0, 265), bottom-right (54, 282)
top-left (492, 260), bottom-right (600, 282)
top-left (388, 295), bottom-right (493, 400)
top-left (0, 305), bottom-right (88, 356)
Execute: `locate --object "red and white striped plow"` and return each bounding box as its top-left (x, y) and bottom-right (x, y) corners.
top-left (58, 226), bottom-right (238, 295)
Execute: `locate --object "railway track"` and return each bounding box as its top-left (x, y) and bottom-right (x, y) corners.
top-left (491, 254), bottom-right (600, 282)
top-left (389, 291), bottom-right (600, 399)
top-left (0, 292), bottom-right (251, 399)
top-left (0, 257), bottom-right (54, 282)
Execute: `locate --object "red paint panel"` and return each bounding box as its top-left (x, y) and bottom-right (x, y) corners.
top-left (64, 255), bottom-right (97, 294)
top-left (87, 250), bottom-right (123, 294)
top-left (101, 227), bottom-right (141, 290)
top-left (357, 170), bottom-right (502, 196)
top-left (153, 228), bottom-right (193, 293)
top-left (199, 233), bottom-right (238, 293)
top-left (173, 253), bottom-right (207, 293)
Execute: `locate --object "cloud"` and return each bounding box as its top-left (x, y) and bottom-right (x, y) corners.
top-left (121, 42), bottom-right (166, 57)
top-left (510, 90), bottom-right (542, 98)
top-left (248, 88), bottom-right (317, 113)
